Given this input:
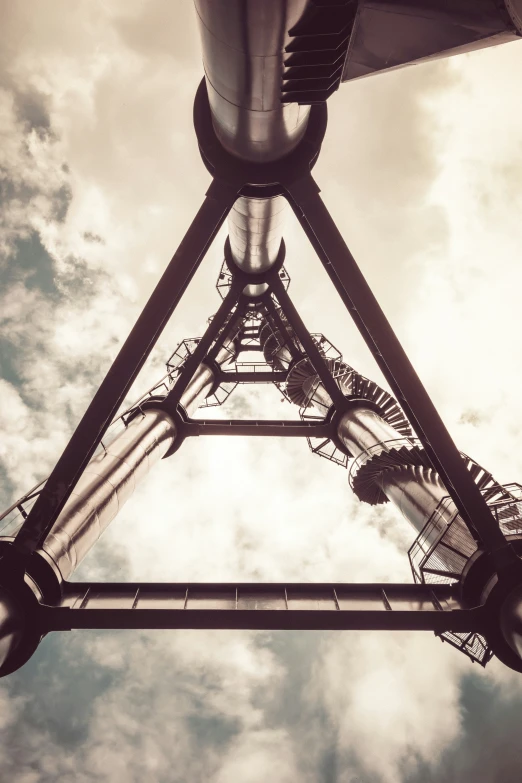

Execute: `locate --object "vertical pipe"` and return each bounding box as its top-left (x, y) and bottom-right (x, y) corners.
top-left (38, 355), bottom-right (231, 582)
top-left (194, 0), bottom-right (311, 295)
top-left (0, 588), bottom-right (25, 672)
top-left (228, 195), bottom-right (287, 297)
top-left (298, 366), bottom-right (456, 536)
top-left (15, 179), bottom-right (237, 556)
top-left (377, 467), bottom-right (454, 536)
top-left (285, 176), bottom-right (509, 555)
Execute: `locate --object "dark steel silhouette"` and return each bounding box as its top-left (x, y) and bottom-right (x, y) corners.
top-left (2, 1), bottom-right (522, 677)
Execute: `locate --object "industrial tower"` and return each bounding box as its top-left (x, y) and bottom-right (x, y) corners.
top-left (2, 0), bottom-right (522, 675)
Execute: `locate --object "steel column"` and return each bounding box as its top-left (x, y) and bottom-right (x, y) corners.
top-left (262, 297), bottom-right (302, 362)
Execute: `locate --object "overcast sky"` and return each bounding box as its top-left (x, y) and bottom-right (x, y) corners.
top-left (2, 2), bottom-right (522, 782)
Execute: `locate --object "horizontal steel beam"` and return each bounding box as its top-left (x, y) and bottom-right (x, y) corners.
top-left (40, 581), bottom-right (484, 633)
top-left (218, 371), bottom-right (288, 383)
top-left (183, 420), bottom-right (332, 437)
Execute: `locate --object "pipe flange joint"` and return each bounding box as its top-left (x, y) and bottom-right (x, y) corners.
top-left (223, 236), bottom-right (286, 293)
top-left (193, 79), bottom-right (328, 193)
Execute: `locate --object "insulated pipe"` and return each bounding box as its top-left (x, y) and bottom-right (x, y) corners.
top-left (39, 408), bottom-right (177, 581)
top-left (38, 349), bottom-right (234, 582)
top-left (228, 195), bottom-right (287, 297)
top-left (0, 340), bottom-right (237, 675)
top-left (500, 584), bottom-right (522, 660)
top-left (0, 589), bottom-right (25, 672)
top-left (298, 366), bottom-right (456, 535)
top-left (377, 466), bottom-right (454, 537)
top-left (193, 0), bottom-right (311, 291)
top-left (193, 0), bottom-right (310, 163)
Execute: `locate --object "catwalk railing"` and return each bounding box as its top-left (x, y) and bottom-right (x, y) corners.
top-left (409, 484), bottom-right (522, 586)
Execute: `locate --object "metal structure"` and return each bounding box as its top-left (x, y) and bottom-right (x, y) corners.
top-left (2, 0), bottom-right (522, 675)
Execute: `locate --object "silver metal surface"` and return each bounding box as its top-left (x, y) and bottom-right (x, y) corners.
top-left (194, 1), bottom-right (311, 292)
top-left (229, 195), bottom-right (286, 296)
top-left (501, 584), bottom-right (522, 660)
top-left (0, 590), bottom-right (24, 670)
top-left (301, 374), bottom-right (332, 415)
top-left (39, 350), bottom-right (234, 581)
top-left (295, 368), bottom-right (455, 536)
top-left (177, 364), bottom-right (214, 416)
top-left (229, 196), bottom-right (286, 273)
top-left (301, 375), bottom-right (401, 456)
top-left (194, 0), bottom-right (310, 163)
top-left (336, 406), bottom-right (403, 459)
top-left (378, 465), bottom-right (453, 536)
top-left (39, 408), bottom-right (176, 581)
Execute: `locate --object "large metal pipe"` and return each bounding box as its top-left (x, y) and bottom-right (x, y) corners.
top-left (194, 0), bottom-right (311, 289)
top-left (501, 584), bottom-right (522, 660)
top-left (194, 0), bottom-right (310, 163)
top-left (0, 588), bottom-right (25, 672)
top-left (298, 366), bottom-right (455, 535)
top-left (377, 466), bottom-right (454, 537)
top-left (228, 195), bottom-right (287, 297)
top-left (39, 408), bottom-right (176, 581)
top-left (38, 350), bottom-right (233, 582)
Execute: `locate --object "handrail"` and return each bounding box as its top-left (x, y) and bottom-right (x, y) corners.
top-left (348, 437), bottom-right (421, 488)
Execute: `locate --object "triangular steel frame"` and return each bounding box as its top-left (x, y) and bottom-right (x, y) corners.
top-left (2, 79), bottom-right (522, 676)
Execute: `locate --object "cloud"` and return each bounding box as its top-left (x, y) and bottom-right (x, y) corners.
top-left (1, 4), bottom-right (522, 783)
top-left (311, 632), bottom-right (466, 783)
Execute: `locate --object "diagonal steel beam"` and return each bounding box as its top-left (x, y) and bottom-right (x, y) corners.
top-left (284, 174), bottom-right (512, 563)
top-left (271, 280), bottom-right (346, 408)
top-left (164, 284), bottom-right (242, 408)
top-left (262, 295), bottom-right (302, 362)
top-left (14, 179), bottom-right (238, 558)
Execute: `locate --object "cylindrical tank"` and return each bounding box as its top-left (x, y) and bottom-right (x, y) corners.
top-left (38, 408), bottom-right (177, 580)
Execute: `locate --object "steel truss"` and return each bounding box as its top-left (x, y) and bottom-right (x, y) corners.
top-left (2, 78), bottom-right (522, 676)
top-left (44, 582), bottom-right (478, 633)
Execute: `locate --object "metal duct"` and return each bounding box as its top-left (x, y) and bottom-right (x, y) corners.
top-left (228, 195), bottom-right (287, 297)
top-left (294, 362), bottom-right (456, 535)
top-left (194, 0), bottom-right (312, 291)
top-left (39, 352), bottom-right (233, 582)
top-left (377, 464), bottom-right (453, 536)
top-left (194, 0), bottom-right (311, 163)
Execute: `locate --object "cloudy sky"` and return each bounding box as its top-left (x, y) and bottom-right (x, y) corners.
top-left (2, 2), bottom-right (522, 782)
